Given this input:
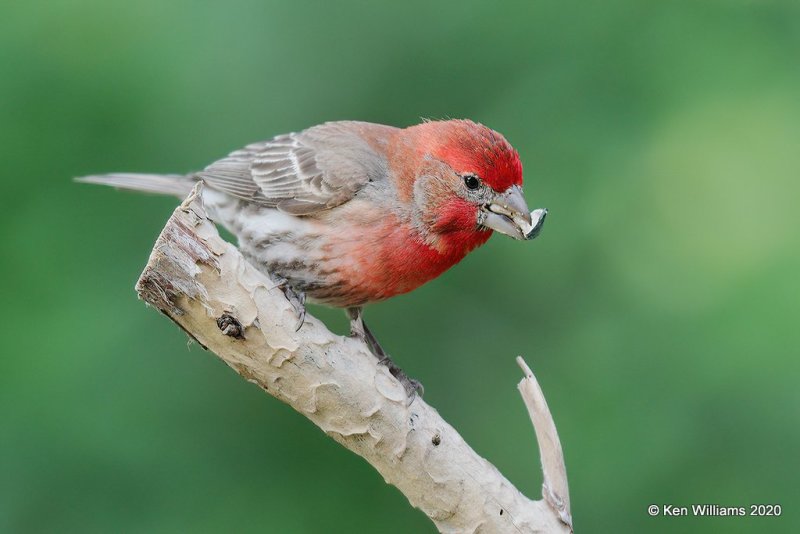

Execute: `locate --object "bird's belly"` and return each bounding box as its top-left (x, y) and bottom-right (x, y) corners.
top-left (205, 191), bottom-right (486, 308)
top-left (241, 229), bottom-right (459, 308)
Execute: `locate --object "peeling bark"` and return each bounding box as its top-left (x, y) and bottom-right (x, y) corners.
top-left (135, 184), bottom-right (573, 533)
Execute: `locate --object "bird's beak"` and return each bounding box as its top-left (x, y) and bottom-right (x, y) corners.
top-left (481, 185), bottom-right (548, 241)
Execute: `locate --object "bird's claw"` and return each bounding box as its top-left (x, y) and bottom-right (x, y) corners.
top-left (347, 307), bottom-right (423, 400)
top-left (377, 355), bottom-right (424, 398)
top-left (272, 276), bottom-right (307, 331)
top-left (293, 306), bottom-right (306, 332)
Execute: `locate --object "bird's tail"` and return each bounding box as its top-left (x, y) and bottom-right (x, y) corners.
top-left (75, 173), bottom-right (197, 199)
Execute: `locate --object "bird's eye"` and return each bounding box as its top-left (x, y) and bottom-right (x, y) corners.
top-left (463, 174), bottom-right (481, 190)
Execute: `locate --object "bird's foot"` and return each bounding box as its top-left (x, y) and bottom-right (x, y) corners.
top-left (378, 355), bottom-right (425, 398)
top-left (272, 276), bottom-right (306, 331)
top-left (347, 307), bottom-right (423, 400)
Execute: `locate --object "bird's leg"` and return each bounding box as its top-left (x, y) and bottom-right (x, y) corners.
top-left (272, 275), bottom-right (306, 331)
top-left (346, 307), bottom-right (424, 397)
top-left (347, 306), bottom-right (384, 356)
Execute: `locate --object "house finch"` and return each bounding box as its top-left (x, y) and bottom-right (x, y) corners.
top-left (79, 119), bottom-right (547, 396)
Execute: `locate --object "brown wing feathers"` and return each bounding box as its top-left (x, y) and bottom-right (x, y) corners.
top-left (198, 122), bottom-right (386, 215)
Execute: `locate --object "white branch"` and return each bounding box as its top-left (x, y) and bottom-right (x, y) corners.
top-left (136, 184), bottom-right (572, 533)
top-left (517, 358), bottom-right (573, 530)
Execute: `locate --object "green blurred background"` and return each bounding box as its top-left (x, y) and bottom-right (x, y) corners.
top-left (2, 1), bottom-right (798, 532)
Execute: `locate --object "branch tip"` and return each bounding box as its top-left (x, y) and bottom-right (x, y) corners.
top-left (516, 355), bottom-right (533, 378)
top-left (516, 356), bottom-right (573, 531)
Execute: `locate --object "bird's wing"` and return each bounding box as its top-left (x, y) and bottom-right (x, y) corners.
top-left (197, 122), bottom-right (391, 215)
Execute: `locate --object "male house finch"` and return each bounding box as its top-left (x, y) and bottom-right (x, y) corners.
top-left (79, 119), bottom-right (547, 395)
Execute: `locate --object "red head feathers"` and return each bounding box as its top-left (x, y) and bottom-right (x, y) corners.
top-left (413, 119), bottom-right (524, 192)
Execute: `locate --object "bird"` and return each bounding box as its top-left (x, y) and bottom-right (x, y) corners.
top-left (78, 119), bottom-right (547, 396)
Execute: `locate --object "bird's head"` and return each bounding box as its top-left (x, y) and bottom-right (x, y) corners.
top-left (408, 120), bottom-right (546, 242)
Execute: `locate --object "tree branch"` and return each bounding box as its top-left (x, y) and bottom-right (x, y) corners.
top-left (135, 184), bottom-right (573, 533)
